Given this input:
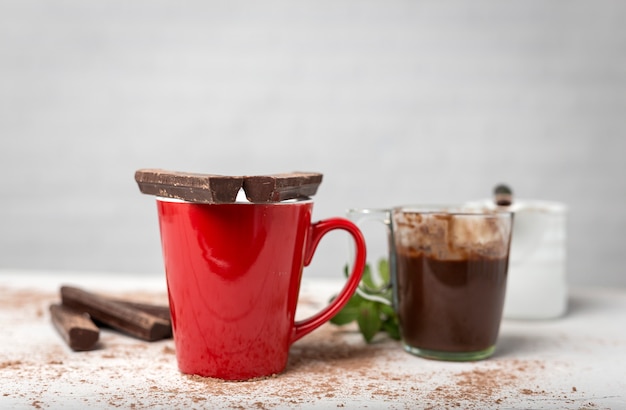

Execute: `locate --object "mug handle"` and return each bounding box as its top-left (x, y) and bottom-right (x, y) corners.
top-left (290, 217), bottom-right (367, 343)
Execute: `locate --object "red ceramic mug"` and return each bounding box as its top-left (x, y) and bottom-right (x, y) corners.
top-left (156, 198), bottom-right (367, 380)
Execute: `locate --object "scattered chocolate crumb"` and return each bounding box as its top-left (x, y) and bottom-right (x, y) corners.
top-left (0, 360), bottom-right (22, 369)
top-left (426, 359), bottom-right (555, 407)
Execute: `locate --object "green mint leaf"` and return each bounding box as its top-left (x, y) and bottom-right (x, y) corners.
top-left (378, 258), bottom-right (390, 283)
top-left (381, 318), bottom-right (401, 340)
top-left (379, 302), bottom-right (396, 318)
top-left (357, 301), bottom-right (382, 343)
top-left (330, 309), bottom-right (358, 326)
top-left (331, 261), bottom-right (400, 343)
top-left (330, 292), bottom-right (365, 325)
top-left (361, 263), bottom-right (376, 289)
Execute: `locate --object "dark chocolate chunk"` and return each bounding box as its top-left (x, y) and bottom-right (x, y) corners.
top-left (242, 172), bottom-right (323, 203)
top-left (60, 286), bottom-right (172, 341)
top-left (135, 169), bottom-right (243, 203)
top-left (50, 304), bottom-right (100, 351)
top-left (112, 300), bottom-right (171, 323)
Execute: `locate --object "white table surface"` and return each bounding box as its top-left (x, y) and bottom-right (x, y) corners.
top-left (1, 270), bottom-right (625, 409)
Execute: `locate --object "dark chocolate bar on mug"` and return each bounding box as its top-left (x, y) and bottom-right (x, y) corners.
top-left (134, 168), bottom-right (323, 204)
top-left (134, 168), bottom-right (243, 203)
top-left (242, 172), bottom-right (323, 203)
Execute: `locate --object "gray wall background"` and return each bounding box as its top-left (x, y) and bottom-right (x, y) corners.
top-left (1, 1), bottom-right (625, 286)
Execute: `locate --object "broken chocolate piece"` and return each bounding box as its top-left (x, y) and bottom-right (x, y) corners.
top-left (60, 286), bottom-right (172, 341)
top-left (243, 172), bottom-right (323, 203)
top-left (50, 304), bottom-right (100, 351)
top-left (135, 169), bottom-right (243, 203)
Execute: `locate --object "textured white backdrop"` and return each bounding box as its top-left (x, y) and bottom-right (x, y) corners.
top-left (1, 0), bottom-right (625, 285)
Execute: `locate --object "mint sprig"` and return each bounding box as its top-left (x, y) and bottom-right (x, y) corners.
top-left (330, 259), bottom-right (400, 343)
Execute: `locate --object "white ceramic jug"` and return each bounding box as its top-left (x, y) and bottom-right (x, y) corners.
top-left (467, 199), bottom-right (568, 319)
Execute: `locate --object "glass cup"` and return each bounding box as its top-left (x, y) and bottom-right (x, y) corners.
top-left (348, 206), bottom-right (513, 361)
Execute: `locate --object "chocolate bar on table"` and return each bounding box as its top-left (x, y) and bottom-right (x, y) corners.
top-left (60, 286), bottom-right (171, 342)
top-left (50, 304), bottom-right (100, 351)
top-left (242, 172), bottom-right (323, 203)
top-left (134, 169), bottom-right (243, 204)
top-left (112, 300), bottom-right (171, 322)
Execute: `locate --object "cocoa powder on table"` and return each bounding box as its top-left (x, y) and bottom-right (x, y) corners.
top-left (2, 286), bottom-right (593, 409)
top-left (180, 325), bottom-right (567, 409)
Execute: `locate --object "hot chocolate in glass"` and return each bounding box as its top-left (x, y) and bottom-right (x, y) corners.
top-left (349, 206), bottom-right (513, 361)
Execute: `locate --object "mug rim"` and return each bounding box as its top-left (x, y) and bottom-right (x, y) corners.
top-left (155, 196), bottom-right (314, 205)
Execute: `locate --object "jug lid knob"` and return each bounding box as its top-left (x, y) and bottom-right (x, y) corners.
top-left (493, 184), bottom-right (513, 206)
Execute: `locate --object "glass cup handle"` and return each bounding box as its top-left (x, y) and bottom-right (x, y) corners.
top-left (346, 208), bottom-right (396, 307)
